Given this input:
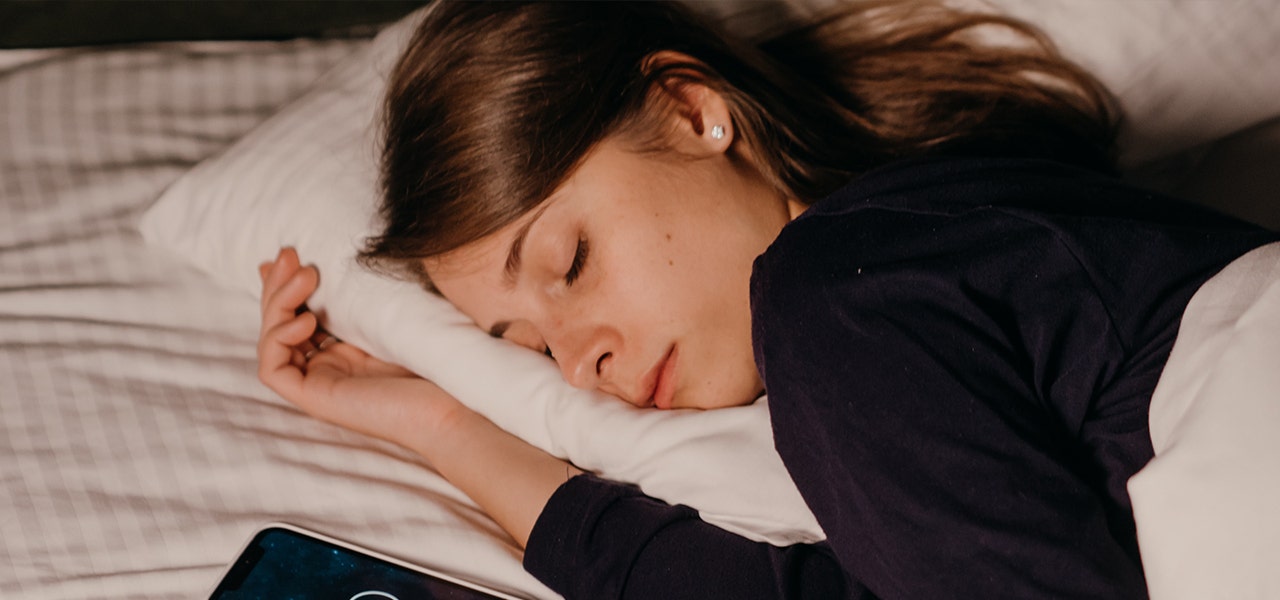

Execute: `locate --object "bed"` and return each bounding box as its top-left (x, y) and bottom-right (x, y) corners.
top-left (3, 1), bottom-right (1278, 599)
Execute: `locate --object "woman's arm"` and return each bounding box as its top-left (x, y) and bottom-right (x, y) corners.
top-left (525, 472), bottom-right (861, 600)
top-left (412, 401), bottom-right (582, 547)
top-left (257, 247), bottom-right (580, 546)
top-left (257, 248), bottom-right (861, 599)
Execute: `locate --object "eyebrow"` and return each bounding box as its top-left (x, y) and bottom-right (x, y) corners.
top-left (491, 202), bottom-right (556, 337)
top-left (502, 203), bottom-right (553, 289)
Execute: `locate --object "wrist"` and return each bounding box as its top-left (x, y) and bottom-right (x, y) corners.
top-left (400, 380), bottom-right (479, 459)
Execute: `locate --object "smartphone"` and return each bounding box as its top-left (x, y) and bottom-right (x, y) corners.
top-left (208, 523), bottom-right (526, 600)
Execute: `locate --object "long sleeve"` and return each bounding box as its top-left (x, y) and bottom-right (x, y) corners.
top-left (749, 156), bottom-right (1276, 600)
top-left (524, 473), bottom-right (863, 600)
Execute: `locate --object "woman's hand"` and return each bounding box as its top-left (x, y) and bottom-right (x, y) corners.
top-left (256, 247), bottom-right (581, 547)
top-left (256, 247), bottom-right (463, 452)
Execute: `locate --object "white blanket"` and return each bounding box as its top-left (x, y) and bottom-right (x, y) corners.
top-left (1130, 242), bottom-right (1280, 600)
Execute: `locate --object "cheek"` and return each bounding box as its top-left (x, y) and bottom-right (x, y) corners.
top-left (593, 207), bottom-right (758, 331)
top-left (632, 241), bottom-right (753, 356)
top-left (602, 248), bottom-right (682, 318)
top-left (671, 234), bottom-right (757, 309)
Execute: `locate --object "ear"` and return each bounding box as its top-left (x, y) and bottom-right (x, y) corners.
top-left (642, 51), bottom-right (735, 156)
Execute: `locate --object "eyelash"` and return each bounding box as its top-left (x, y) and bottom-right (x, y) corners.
top-left (564, 237), bottom-right (589, 286)
top-left (541, 236), bottom-right (588, 360)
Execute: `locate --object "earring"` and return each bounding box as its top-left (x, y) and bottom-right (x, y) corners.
top-left (710, 124), bottom-right (725, 140)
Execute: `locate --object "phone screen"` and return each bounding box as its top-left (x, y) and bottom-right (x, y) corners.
top-left (210, 525), bottom-right (516, 600)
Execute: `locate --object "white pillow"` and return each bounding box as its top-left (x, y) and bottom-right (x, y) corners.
top-left (140, 0), bottom-right (1280, 548)
top-left (139, 5), bottom-right (823, 546)
top-left (981, 0), bottom-right (1280, 167)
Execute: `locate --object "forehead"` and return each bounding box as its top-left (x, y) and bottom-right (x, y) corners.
top-left (425, 214), bottom-right (523, 296)
top-left (423, 191), bottom-right (561, 324)
top-left (424, 225), bottom-right (514, 328)
top-left (423, 139), bottom-right (651, 319)
top-left (424, 140), bottom-right (622, 283)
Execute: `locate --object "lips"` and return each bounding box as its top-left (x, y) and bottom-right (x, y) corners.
top-left (642, 345), bottom-right (678, 410)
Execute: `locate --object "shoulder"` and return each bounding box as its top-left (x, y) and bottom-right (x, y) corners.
top-left (751, 156), bottom-right (1084, 305)
top-left (796, 154), bottom-right (1117, 219)
top-left (747, 156), bottom-right (1125, 383)
top-left (750, 151), bottom-right (1244, 306)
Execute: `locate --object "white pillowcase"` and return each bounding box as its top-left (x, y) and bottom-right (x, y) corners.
top-left (983, 0), bottom-right (1280, 167)
top-left (139, 5), bottom-right (823, 546)
top-left (140, 0), bottom-right (1280, 548)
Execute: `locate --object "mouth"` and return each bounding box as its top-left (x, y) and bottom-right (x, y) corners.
top-left (641, 345), bottom-right (678, 410)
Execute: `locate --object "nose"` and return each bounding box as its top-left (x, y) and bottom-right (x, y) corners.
top-left (551, 324), bottom-right (617, 391)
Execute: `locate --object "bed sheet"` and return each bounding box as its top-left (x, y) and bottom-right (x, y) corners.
top-left (0, 40), bottom-right (549, 599)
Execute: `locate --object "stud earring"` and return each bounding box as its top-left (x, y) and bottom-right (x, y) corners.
top-left (710, 124), bottom-right (725, 140)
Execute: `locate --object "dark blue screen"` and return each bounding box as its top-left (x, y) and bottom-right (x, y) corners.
top-left (211, 527), bottom-right (505, 600)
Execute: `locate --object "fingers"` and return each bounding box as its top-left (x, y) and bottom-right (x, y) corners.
top-left (273, 310), bottom-right (318, 347)
top-left (310, 330), bottom-right (339, 352)
top-left (258, 248), bottom-right (313, 308)
top-left (260, 247), bottom-right (299, 309)
top-left (268, 267), bottom-right (318, 320)
top-left (257, 247), bottom-right (319, 399)
top-left (258, 309), bottom-right (317, 398)
top-left (261, 250), bottom-right (318, 328)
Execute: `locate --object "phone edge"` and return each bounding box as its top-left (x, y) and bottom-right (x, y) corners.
top-left (203, 521), bottom-right (532, 600)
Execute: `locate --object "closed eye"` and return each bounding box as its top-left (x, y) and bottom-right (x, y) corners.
top-left (565, 237), bottom-right (589, 286)
top-left (488, 321), bottom-right (551, 359)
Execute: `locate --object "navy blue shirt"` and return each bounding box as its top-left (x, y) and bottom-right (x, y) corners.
top-left (524, 156), bottom-right (1278, 599)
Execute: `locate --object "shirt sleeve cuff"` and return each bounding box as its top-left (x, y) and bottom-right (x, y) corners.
top-left (523, 472), bottom-right (700, 598)
top-left (523, 472), bottom-right (630, 592)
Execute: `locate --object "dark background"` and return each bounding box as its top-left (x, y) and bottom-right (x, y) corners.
top-left (0, 1), bottom-right (430, 48)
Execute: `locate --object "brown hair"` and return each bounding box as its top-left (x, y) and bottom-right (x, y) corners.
top-left (362, 0), bottom-right (1117, 283)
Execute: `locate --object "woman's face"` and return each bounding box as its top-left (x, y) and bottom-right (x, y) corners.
top-left (428, 127), bottom-right (796, 410)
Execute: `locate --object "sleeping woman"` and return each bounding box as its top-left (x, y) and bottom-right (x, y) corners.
top-left (254, 2), bottom-right (1279, 598)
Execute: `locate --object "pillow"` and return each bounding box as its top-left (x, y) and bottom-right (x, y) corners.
top-left (139, 4), bottom-right (823, 546)
top-left (140, 0), bottom-right (1280, 548)
top-left (982, 0), bottom-right (1280, 167)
